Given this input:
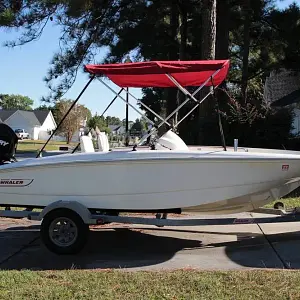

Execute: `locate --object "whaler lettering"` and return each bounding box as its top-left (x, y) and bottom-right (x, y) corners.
top-left (0, 180), bottom-right (24, 185)
top-left (0, 140), bottom-right (9, 147)
top-left (0, 179), bottom-right (33, 187)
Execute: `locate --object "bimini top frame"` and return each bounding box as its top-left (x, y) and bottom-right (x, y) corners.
top-left (85, 60), bottom-right (229, 88)
top-left (37, 60), bottom-right (230, 156)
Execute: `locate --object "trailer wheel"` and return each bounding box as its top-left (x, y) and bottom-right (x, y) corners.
top-left (274, 201), bottom-right (285, 210)
top-left (40, 208), bottom-right (89, 255)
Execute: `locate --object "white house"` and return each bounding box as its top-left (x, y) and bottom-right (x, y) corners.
top-left (0, 109), bottom-right (57, 140)
top-left (108, 122), bottom-right (135, 136)
top-left (108, 125), bottom-right (124, 135)
top-left (292, 108), bottom-right (300, 136)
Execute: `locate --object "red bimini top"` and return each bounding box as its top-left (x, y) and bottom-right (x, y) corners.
top-left (84, 60), bottom-right (230, 88)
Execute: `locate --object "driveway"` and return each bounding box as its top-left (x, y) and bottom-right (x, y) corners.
top-left (0, 212), bottom-right (300, 271)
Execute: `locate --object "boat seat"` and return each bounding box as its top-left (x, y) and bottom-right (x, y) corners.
top-left (97, 132), bottom-right (110, 152)
top-left (155, 130), bottom-right (189, 150)
top-left (80, 136), bottom-right (95, 153)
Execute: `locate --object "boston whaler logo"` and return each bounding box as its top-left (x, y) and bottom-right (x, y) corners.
top-left (0, 140), bottom-right (9, 147)
top-left (282, 165), bottom-right (289, 171)
top-left (0, 179), bottom-right (34, 187)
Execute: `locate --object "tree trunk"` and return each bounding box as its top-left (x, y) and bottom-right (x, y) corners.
top-left (201, 0), bottom-right (216, 60)
top-left (216, 0), bottom-right (229, 60)
top-left (215, 0), bottom-right (230, 111)
top-left (178, 2), bottom-right (187, 61)
top-left (164, 1), bottom-right (179, 136)
top-left (176, 1), bottom-right (188, 133)
top-left (241, 0), bottom-right (251, 103)
top-left (197, 0), bottom-right (217, 145)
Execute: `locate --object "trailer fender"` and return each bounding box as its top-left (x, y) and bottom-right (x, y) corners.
top-left (39, 200), bottom-right (93, 224)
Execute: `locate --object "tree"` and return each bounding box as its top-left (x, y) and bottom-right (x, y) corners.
top-left (35, 104), bottom-right (59, 124)
top-left (35, 104), bottom-right (51, 110)
top-left (105, 116), bottom-right (122, 126)
top-left (0, 94), bottom-right (33, 110)
top-left (122, 118), bottom-right (134, 127)
top-left (130, 118), bottom-right (144, 134)
top-left (1, 0), bottom-right (300, 149)
top-left (196, 0), bottom-right (217, 144)
top-left (87, 115), bottom-right (111, 134)
top-left (55, 99), bottom-right (91, 143)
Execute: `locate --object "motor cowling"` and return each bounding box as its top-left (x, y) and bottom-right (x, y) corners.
top-left (0, 123), bottom-right (18, 164)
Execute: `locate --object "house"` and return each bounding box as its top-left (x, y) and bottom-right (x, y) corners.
top-left (264, 69), bottom-right (300, 135)
top-left (108, 125), bottom-right (124, 135)
top-left (108, 122), bottom-right (135, 136)
top-left (0, 109), bottom-right (57, 140)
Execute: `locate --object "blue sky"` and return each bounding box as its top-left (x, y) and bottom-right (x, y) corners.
top-left (0, 0), bottom-right (297, 120)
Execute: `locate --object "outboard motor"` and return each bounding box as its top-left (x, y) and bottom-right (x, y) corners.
top-left (0, 123), bottom-right (18, 165)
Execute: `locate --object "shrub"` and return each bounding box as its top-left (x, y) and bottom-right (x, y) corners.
top-left (220, 96), bottom-right (295, 149)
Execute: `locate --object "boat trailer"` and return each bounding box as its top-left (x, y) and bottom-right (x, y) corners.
top-left (1, 200), bottom-right (300, 255)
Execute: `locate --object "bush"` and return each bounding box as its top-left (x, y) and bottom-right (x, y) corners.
top-left (219, 97), bottom-right (295, 149)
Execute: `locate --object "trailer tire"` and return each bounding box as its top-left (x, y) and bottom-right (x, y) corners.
top-left (40, 208), bottom-right (89, 255)
top-left (274, 201), bottom-right (285, 210)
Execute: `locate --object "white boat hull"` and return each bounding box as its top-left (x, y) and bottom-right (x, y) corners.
top-left (1, 150), bottom-right (300, 214)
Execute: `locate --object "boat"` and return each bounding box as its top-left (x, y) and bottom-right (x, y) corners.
top-left (1, 59), bottom-right (300, 215)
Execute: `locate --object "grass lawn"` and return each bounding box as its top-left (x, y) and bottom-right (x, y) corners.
top-left (0, 269), bottom-right (300, 299)
top-left (265, 197), bottom-right (300, 209)
top-left (16, 140), bottom-right (76, 152)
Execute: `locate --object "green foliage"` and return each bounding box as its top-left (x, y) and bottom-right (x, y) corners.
top-left (105, 116), bottom-right (122, 126)
top-left (268, 3), bottom-right (300, 69)
top-left (0, 8), bottom-right (14, 26)
top-left (35, 104), bottom-right (59, 124)
top-left (54, 99), bottom-right (91, 143)
top-left (130, 118), bottom-right (143, 134)
top-left (87, 115), bottom-right (111, 134)
top-left (0, 94), bottom-right (32, 110)
top-left (35, 101), bottom-right (91, 127)
top-left (0, 94), bottom-right (34, 110)
top-left (220, 96), bottom-right (295, 149)
top-left (1, 0), bottom-right (300, 148)
top-left (122, 119), bottom-right (134, 127)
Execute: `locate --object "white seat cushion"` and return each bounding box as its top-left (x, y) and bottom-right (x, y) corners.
top-left (80, 136), bottom-right (95, 153)
top-left (97, 132), bottom-right (110, 152)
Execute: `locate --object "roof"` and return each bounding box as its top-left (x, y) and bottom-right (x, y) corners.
top-left (19, 110), bottom-right (41, 126)
top-left (108, 125), bottom-right (121, 131)
top-left (84, 60), bottom-right (230, 88)
top-left (0, 110), bottom-right (17, 121)
top-left (271, 88), bottom-right (300, 107)
top-left (0, 109), bottom-right (51, 125)
top-left (34, 110), bottom-right (51, 124)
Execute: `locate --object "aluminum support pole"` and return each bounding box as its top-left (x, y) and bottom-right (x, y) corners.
top-left (97, 78), bottom-right (155, 127)
top-left (36, 75), bottom-right (95, 158)
top-left (124, 88), bottom-right (172, 128)
top-left (137, 68), bottom-right (223, 146)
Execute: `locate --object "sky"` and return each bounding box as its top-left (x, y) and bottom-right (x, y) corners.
top-left (0, 0), bottom-right (297, 121)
